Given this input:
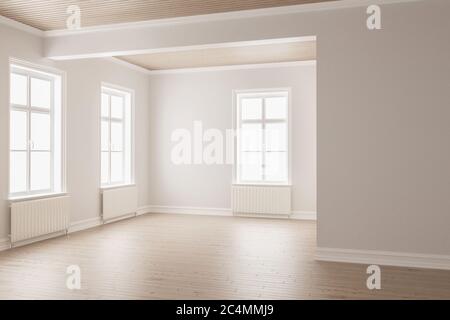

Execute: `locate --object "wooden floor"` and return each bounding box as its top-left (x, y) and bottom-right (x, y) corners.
top-left (0, 213), bottom-right (449, 299)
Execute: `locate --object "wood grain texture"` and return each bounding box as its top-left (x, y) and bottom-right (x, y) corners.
top-left (119, 41), bottom-right (316, 71)
top-left (0, 213), bottom-right (449, 299)
top-left (0, 0), bottom-right (338, 31)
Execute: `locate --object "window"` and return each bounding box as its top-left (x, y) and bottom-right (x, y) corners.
top-left (9, 62), bottom-right (64, 198)
top-left (235, 89), bottom-right (290, 184)
top-left (101, 85), bottom-right (133, 187)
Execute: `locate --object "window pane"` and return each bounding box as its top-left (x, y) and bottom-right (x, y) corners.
top-left (265, 123), bottom-right (287, 151)
top-left (101, 120), bottom-right (109, 151)
top-left (111, 122), bottom-right (123, 151)
top-left (240, 152), bottom-right (262, 182)
top-left (241, 123), bottom-right (262, 151)
top-left (265, 97), bottom-right (287, 119)
top-left (31, 78), bottom-right (51, 109)
top-left (31, 112), bottom-right (51, 151)
top-left (101, 93), bottom-right (109, 117)
top-left (101, 152), bottom-right (109, 184)
top-left (111, 152), bottom-right (123, 183)
top-left (265, 152), bottom-right (287, 182)
top-left (10, 110), bottom-right (27, 150)
top-left (10, 73), bottom-right (27, 106)
top-left (10, 151), bottom-right (27, 193)
top-left (111, 96), bottom-right (124, 119)
top-left (241, 98), bottom-right (262, 120)
top-left (30, 152), bottom-right (51, 191)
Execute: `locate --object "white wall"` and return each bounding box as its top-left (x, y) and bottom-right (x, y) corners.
top-left (0, 23), bottom-right (150, 240)
top-left (148, 65), bottom-right (316, 212)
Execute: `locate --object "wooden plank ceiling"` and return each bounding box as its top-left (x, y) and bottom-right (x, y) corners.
top-left (0, 0), bottom-right (337, 31)
top-left (118, 40), bottom-right (316, 71)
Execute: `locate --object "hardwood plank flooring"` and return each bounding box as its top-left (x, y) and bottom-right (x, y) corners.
top-left (0, 213), bottom-right (449, 299)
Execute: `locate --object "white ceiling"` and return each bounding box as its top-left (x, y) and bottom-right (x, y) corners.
top-left (118, 39), bottom-right (316, 71)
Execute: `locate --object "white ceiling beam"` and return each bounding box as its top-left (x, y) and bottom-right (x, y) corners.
top-left (43, 0), bottom-right (422, 60)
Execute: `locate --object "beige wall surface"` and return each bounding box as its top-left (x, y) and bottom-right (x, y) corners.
top-left (316, 1), bottom-right (450, 255)
top-left (148, 65), bottom-right (317, 212)
top-left (0, 23), bottom-right (150, 240)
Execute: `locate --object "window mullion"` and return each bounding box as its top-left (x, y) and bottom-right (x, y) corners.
top-left (261, 98), bottom-right (266, 182)
top-left (122, 103), bottom-right (125, 184)
top-left (26, 75), bottom-right (31, 193)
top-left (50, 79), bottom-right (54, 193)
top-left (108, 95), bottom-right (112, 185)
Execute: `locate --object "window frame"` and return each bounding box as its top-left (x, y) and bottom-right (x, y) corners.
top-left (100, 83), bottom-right (135, 189)
top-left (233, 88), bottom-right (291, 186)
top-left (8, 59), bottom-right (66, 199)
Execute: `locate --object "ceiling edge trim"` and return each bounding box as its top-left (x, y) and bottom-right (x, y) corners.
top-left (0, 14), bottom-right (43, 36)
top-left (147, 60), bottom-right (317, 75)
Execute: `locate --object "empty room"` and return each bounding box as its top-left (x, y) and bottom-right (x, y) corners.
top-left (0, 0), bottom-right (450, 306)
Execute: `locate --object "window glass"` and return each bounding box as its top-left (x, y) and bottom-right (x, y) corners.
top-left (237, 91), bottom-right (289, 184)
top-left (30, 152), bottom-right (51, 191)
top-left (9, 64), bottom-right (63, 197)
top-left (101, 152), bottom-right (109, 184)
top-left (111, 122), bottom-right (123, 152)
top-left (111, 152), bottom-right (124, 183)
top-left (10, 73), bottom-right (27, 106)
top-left (265, 123), bottom-right (287, 152)
top-left (31, 112), bottom-right (51, 151)
top-left (10, 152), bottom-right (27, 193)
top-left (30, 77), bottom-right (51, 109)
top-left (111, 96), bottom-right (124, 119)
top-left (101, 93), bottom-right (109, 117)
top-left (241, 152), bottom-right (263, 182)
top-left (101, 121), bottom-right (109, 151)
top-left (241, 123), bottom-right (262, 152)
top-left (10, 110), bottom-right (27, 150)
top-left (265, 97), bottom-right (287, 119)
top-left (101, 87), bottom-right (133, 187)
top-left (241, 98), bottom-right (262, 120)
top-left (265, 152), bottom-right (287, 182)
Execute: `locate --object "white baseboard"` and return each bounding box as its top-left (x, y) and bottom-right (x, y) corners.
top-left (68, 217), bottom-right (103, 234)
top-left (70, 206), bottom-right (152, 231)
top-left (316, 247), bottom-right (450, 271)
top-left (136, 206), bottom-right (152, 216)
top-left (0, 237), bottom-right (10, 252)
top-left (103, 212), bottom-right (137, 224)
top-left (290, 211), bottom-right (317, 221)
top-left (149, 205), bottom-right (232, 216)
top-left (149, 205), bottom-right (317, 221)
top-left (11, 230), bottom-right (67, 248)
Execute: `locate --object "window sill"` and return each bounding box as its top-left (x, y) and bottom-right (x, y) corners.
top-left (100, 184), bottom-right (136, 192)
top-left (9, 192), bottom-right (68, 203)
top-left (233, 183), bottom-right (292, 187)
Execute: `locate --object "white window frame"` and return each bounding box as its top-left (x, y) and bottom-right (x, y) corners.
top-left (8, 59), bottom-right (66, 199)
top-left (233, 88), bottom-right (291, 186)
top-left (100, 83), bottom-right (135, 188)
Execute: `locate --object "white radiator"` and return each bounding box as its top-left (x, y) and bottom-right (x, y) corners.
top-left (102, 186), bottom-right (138, 221)
top-left (232, 185), bottom-right (291, 216)
top-left (11, 196), bottom-right (70, 244)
